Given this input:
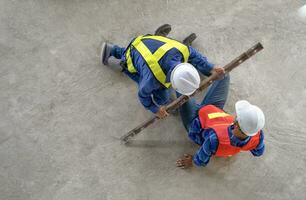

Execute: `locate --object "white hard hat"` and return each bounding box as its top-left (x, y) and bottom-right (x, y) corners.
top-left (170, 63), bottom-right (200, 95)
top-left (235, 100), bottom-right (265, 136)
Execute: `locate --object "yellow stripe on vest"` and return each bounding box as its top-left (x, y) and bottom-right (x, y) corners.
top-left (134, 41), bottom-right (171, 88)
top-left (208, 112), bottom-right (230, 119)
top-left (153, 43), bottom-right (174, 61)
top-left (142, 35), bottom-right (189, 62)
top-left (126, 35), bottom-right (189, 88)
top-left (126, 36), bottom-right (143, 73)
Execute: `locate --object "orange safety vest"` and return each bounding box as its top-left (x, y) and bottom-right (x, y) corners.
top-left (198, 105), bottom-right (260, 157)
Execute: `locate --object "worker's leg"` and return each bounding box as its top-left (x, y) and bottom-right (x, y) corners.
top-left (121, 69), bottom-right (140, 83)
top-left (200, 74), bottom-right (230, 109)
top-left (101, 42), bottom-right (126, 65)
top-left (101, 42), bottom-right (140, 83)
top-left (176, 93), bottom-right (200, 131)
top-left (110, 45), bottom-right (125, 59)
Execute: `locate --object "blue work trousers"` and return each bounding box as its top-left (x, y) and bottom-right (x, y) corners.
top-left (178, 74), bottom-right (230, 131)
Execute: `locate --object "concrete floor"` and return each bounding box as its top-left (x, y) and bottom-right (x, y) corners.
top-left (1, 0), bottom-right (306, 200)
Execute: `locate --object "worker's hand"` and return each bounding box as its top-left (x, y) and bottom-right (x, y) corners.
top-left (211, 66), bottom-right (225, 80)
top-left (176, 154), bottom-right (193, 169)
top-left (156, 106), bottom-right (169, 119)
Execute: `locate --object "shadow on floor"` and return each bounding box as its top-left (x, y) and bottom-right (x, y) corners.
top-left (124, 140), bottom-right (193, 148)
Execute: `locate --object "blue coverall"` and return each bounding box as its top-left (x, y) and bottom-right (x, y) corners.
top-left (177, 74), bottom-right (265, 167)
top-left (110, 37), bottom-right (215, 113)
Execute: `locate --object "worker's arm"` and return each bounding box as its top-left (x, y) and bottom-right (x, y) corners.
top-left (138, 77), bottom-right (169, 119)
top-left (187, 118), bottom-right (205, 145)
top-left (192, 133), bottom-right (218, 166)
top-left (177, 130), bottom-right (218, 169)
top-left (188, 119), bottom-right (218, 165)
top-left (250, 131), bottom-right (265, 156)
top-left (138, 82), bottom-right (159, 114)
top-left (187, 46), bottom-right (215, 76)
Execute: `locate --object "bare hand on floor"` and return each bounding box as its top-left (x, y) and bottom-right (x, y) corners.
top-left (176, 154), bottom-right (193, 169)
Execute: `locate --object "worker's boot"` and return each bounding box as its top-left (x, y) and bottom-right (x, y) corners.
top-left (100, 42), bottom-right (113, 65)
top-left (182, 33), bottom-right (197, 46)
top-left (154, 24), bottom-right (172, 37)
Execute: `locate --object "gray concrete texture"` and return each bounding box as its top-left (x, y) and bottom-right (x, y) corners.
top-left (0, 0), bottom-right (306, 199)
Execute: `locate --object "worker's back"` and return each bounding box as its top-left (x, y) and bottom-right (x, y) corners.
top-left (127, 36), bottom-right (187, 80)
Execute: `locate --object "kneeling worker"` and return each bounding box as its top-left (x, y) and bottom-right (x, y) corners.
top-left (101, 24), bottom-right (224, 119)
top-left (176, 74), bottom-right (265, 169)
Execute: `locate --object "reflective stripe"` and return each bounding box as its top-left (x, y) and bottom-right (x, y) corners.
top-left (153, 43), bottom-right (174, 60)
top-left (142, 35), bottom-right (189, 62)
top-left (209, 123), bottom-right (232, 126)
top-left (126, 36), bottom-right (143, 73)
top-left (208, 112), bottom-right (230, 119)
top-left (126, 47), bottom-right (136, 72)
top-left (134, 41), bottom-right (171, 88)
top-left (126, 35), bottom-right (189, 88)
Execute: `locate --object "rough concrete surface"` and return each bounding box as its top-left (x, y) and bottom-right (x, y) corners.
top-left (0, 0), bottom-right (306, 200)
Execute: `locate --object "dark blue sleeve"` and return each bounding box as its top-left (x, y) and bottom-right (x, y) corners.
top-left (138, 78), bottom-right (159, 114)
top-left (188, 118), bottom-right (205, 145)
top-left (192, 133), bottom-right (218, 167)
top-left (188, 46), bottom-right (215, 76)
top-left (250, 130), bottom-right (265, 157)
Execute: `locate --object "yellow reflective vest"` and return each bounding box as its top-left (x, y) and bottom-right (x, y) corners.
top-left (125, 35), bottom-right (190, 88)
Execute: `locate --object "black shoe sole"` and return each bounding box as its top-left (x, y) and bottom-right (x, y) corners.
top-left (154, 24), bottom-right (172, 37)
top-left (183, 33), bottom-right (197, 46)
top-left (100, 42), bottom-right (108, 65)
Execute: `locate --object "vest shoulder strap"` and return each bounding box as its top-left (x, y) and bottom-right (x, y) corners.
top-left (141, 35), bottom-right (190, 62)
top-left (126, 35), bottom-right (143, 73)
top-left (198, 105), bottom-right (234, 128)
top-left (125, 35), bottom-right (190, 88)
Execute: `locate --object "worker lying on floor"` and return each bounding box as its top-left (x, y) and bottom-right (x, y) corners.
top-left (101, 24), bottom-right (224, 119)
top-left (176, 74), bottom-right (265, 169)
